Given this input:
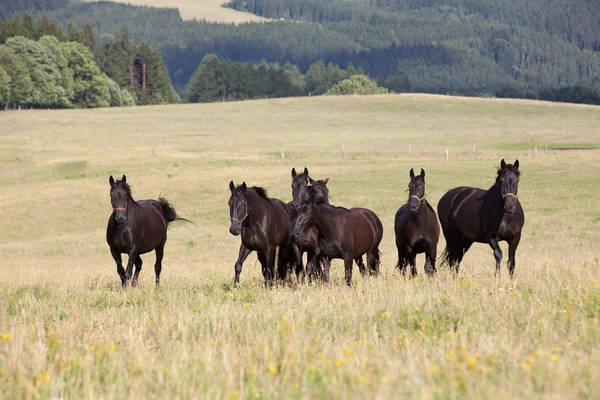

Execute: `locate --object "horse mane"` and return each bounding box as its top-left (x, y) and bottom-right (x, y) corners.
top-left (496, 165), bottom-right (520, 182)
top-left (249, 186), bottom-right (269, 200)
top-left (113, 179), bottom-right (134, 201)
top-left (322, 203), bottom-right (350, 212)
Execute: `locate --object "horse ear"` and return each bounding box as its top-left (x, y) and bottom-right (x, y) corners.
top-left (409, 168), bottom-right (415, 179)
top-left (109, 176), bottom-right (115, 186)
top-left (121, 175), bottom-right (126, 184)
top-left (500, 159), bottom-right (506, 169)
top-left (240, 182), bottom-right (247, 192)
top-left (420, 168), bottom-right (425, 179)
top-left (323, 178), bottom-right (329, 184)
top-left (308, 177), bottom-right (316, 185)
top-left (514, 159), bottom-right (519, 169)
top-left (229, 180), bottom-right (235, 192)
top-left (291, 168), bottom-right (297, 178)
top-left (303, 167), bottom-right (308, 176)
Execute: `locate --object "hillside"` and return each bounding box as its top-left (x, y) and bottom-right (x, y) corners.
top-left (39, 0), bottom-right (600, 97)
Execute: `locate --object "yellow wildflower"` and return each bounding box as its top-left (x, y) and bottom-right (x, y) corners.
top-left (380, 376), bottom-right (389, 383)
top-left (0, 333), bottom-right (11, 341)
top-left (335, 358), bottom-right (344, 366)
top-left (427, 364), bottom-right (439, 374)
top-left (36, 371), bottom-right (51, 382)
top-left (521, 362), bottom-right (531, 371)
top-left (467, 358), bottom-right (476, 370)
top-left (268, 363), bottom-right (278, 375)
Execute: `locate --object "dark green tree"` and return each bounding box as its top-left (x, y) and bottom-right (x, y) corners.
top-left (0, 46), bottom-right (33, 107)
top-left (0, 65), bottom-right (10, 108)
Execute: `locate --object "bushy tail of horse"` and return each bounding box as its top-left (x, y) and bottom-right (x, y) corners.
top-left (158, 197), bottom-right (191, 226)
top-left (438, 233), bottom-right (465, 267)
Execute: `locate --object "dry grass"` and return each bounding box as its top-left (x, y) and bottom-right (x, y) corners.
top-left (81, 0), bottom-right (267, 23)
top-left (0, 94), bottom-right (599, 399)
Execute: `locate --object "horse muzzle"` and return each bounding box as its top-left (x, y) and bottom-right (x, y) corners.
top-left (113, 208), bottom-right (127, 223)
top-left (229, 223), bottom-right (241, 236)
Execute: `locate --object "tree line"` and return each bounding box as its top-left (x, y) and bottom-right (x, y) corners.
top-left (0, 12), bottom-right (177, 108)
top-left (34, 0), bottom-right (599, 104)
top-left (184, 55), bottom-right (392, 103)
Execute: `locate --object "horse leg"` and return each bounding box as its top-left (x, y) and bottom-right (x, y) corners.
top-left (409, 254), bottom-right (417, 278)
top-left (425, 244), bottom-right (437, 276)
top-left (306, 249), bottom-right (315, 281)
top-left (132, 255), bottom-right (143, 287)
top-left (367, 249), bottom-right (380, 276)
top-left (257, 251), bottom-right (268, 282)
top-left (355, 256), bottom-right (367, 276)
top-left (488, 238), bottom-right (503, 277)
top-left (322, 257), bottom-right (331, 284)
top-left (507, 234), bottom-right (521, 279)
top-left (293, 244), bottom-right (305, 283)
top-left (111, 249), bottom-right (126, 287)
top-left (124, 251), bottom-right (137, 287)
top-left (344, 255), bottom-right (354, 286)
top-left (154, 242), bottom-right (165, 286)
top-left (234, 244), bottom-right (252, 287)
top-left (265, 248), bottom-right (276, 286)
top-left (452, 241), bottom-right (471, 276)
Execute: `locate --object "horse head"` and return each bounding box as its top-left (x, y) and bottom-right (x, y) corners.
top-left (291, 167), bottom-right (309, 210)
top-left (228, 181), bottom-right (248, 236)
top-left (408, 168), bottom-right (426, 214)
top-left (309, 177), bottom-right (329, 205)
top-left (109, 175), bottom-right (131, 223)
top-left (497, 159), bottom-right (520, 213)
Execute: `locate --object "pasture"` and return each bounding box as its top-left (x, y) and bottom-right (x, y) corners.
top-left (81, 0), bottom-right (267, 23)
top-left (1, 94), bottom-right (599, 399)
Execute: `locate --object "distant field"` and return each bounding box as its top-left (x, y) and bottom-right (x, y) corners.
top-left (1, 94), bottom-right (599, 399)
top-left (81, 0), bottom-right (267, 22)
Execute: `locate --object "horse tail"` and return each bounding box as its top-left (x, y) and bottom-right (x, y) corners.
top-left (157, 197), bottom-right (191, 225)
top-left (439, 247), bottom-right (452, 267)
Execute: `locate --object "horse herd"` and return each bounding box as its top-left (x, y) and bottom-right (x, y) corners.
top-left (107, 159), bottom-right (524, 287)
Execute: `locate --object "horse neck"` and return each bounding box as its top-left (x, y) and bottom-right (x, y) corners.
top-left (313, 203), bottom-right (333, 231)
top-left (125, 196), bottom-right (141, 217)
top-left (245, 190), bottom-right (269, 224)
top-left (488, 182), bottom-right (502, 201)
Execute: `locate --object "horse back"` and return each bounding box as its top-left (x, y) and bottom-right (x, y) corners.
top-left (348, 207), bottom-right (384, 251)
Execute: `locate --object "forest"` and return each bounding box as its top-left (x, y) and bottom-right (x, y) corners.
top-left (0, 0), bottom-right (599, 105)
top-left (0, 13), bottom-right (178, 108)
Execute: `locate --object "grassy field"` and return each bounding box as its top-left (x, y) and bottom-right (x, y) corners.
top-left (1, 94), bottom-right (599, 399)
top-left (81, 0), bottom-right (267, 23)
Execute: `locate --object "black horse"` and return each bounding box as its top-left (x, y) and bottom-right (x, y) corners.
top-left (292, 192), bottom-right (383, 286)
top-left (394, 168), bottom-right (440, 277)
top-left (308, 177), bottom-right (329, 205)
top-left (437, 159), bottom-right (525, 277)
top-left (229, 181), bottom-right (293, 286)
top-left (289, 169), bottom-right (334, 281)
top-left (106, 175), bottom-right (186, 287)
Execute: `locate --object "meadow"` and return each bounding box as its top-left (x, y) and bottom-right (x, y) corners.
top-left (81, 0), bottom-right (267, 23)
top-left (0, 94), bottom-right (599, 399)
